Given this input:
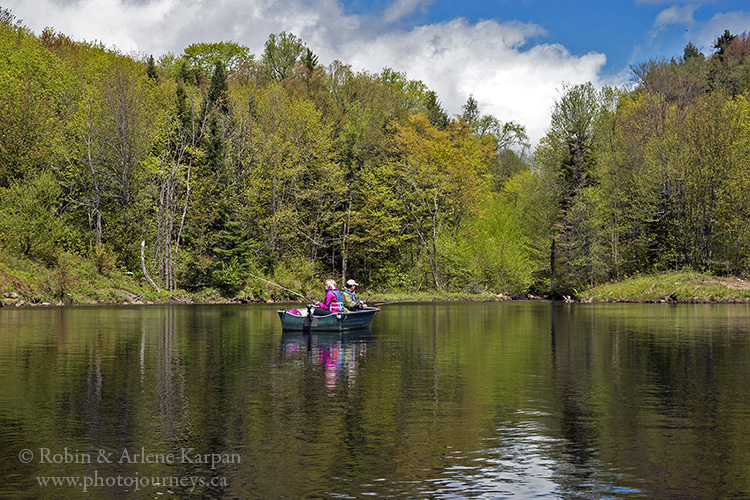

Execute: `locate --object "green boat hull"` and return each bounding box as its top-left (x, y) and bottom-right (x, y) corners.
top-left (277, 307), bottom-right (380, 332)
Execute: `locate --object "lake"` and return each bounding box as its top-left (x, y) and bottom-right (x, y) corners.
top-left (1, 301), bottom-right (749, 499)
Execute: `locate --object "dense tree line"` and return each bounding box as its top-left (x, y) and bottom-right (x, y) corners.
top-left (1, 7), bottom-right (749, 298)
top-left (535, 31), bottom-right (750, 294)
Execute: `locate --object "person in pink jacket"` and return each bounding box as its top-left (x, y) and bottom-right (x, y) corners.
top-left (315, 279), bottom-right (344, 315)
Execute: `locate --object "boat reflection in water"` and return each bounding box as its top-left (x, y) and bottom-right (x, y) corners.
top-left (280, 329), bottom-right (373, 388)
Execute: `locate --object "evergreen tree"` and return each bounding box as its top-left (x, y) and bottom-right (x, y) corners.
top-left (545, 83), bottom-right (603, 292)
top-left (301, 47), bottom-right (319, 75)
top-left (205, 60), bottom-right (229, 115)
top-left (461, 94), bottom-right (479, 125)
top-left (146, 54), bottom-right (158, 81)
top-left (424, 90), bottom-right (449, 129)
top-left (682, 42), bottom-right (703, 62)
top-left (713, 29), bottom-right (736, 61)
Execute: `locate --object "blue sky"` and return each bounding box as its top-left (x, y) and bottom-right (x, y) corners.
top-left (6, 0), bottom-right (750, 144)
top-left (339, 0), bottom-right (748, 79)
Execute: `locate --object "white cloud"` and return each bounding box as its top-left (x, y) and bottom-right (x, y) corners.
top-left (634, 0), bottom-right (703, 4)
top-left (692, 11), bottom-right (750, 53)
top-left (335, 18), bottom-right (606, 144)
top-left (653, 4), bottom-right (697, 29)
top-left (645, 5), bottom-right (750, 60)
top-left (383, 0), bottom-right (433, 24)
top-left (6, 0), bottom-right (608, 145)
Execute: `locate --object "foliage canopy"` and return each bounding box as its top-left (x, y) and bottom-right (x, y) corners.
top-left (1, 10), bottom-right (749, 299)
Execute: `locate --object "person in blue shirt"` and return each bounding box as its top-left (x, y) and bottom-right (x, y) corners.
top-left (341, 279), bottom-right (367, 311)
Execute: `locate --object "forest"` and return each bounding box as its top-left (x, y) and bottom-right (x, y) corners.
top-left (1, 5), bottom-right (750, 301)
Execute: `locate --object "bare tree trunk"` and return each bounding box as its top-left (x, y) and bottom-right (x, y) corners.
top-left (341, 197), bottom-right (350, 285)
top-left (141, 240), bottom-right (160, 293)
top-left (153, 101), bottom-right (201, 292)
top-left (550, 238), bottom-right (556, 295)
top-left (79, 88), bottom-right (104, 246)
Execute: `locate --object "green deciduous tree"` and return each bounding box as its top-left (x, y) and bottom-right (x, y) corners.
top-left (182, 41), bottom-right (251, 79)
top-left (0, 19), bottom-right (65, 187)
top-left (262, 32), bottom-right (305, 82)
top-left (392, 114), bottom-right (485, 289)
top-left (98, 58), bottom-right (162, 262)
top-left (719, 94), bottom-right (750, 273)
top-left (0, 171), bottom-right (63, 265)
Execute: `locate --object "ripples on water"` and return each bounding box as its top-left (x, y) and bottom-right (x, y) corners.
top-left (1, 303), bottom-right (750, 499)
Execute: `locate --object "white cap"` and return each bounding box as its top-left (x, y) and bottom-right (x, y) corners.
top-left (346, 279), bottom-right (359, 286)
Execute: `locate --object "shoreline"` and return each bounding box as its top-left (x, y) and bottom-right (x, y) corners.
top-left (2, 270), bottom-right (749, 308)
top-left (4, 293), bottom-right (750, 308)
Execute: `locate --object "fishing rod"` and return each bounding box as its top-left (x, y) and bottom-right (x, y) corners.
top-left (246, 273), bottom-right (317, 302)
top-left (372, 299), bottom-right (421, 306)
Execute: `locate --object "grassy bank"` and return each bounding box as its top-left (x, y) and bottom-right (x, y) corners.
top-left (579, 271), bottom-right (750, 303)
top-left (2, 252), bottom-right (749, 307)
top-left (0, 252), bottom-right (160, 306)
top-left (0, 251), bottom-right (511, 307)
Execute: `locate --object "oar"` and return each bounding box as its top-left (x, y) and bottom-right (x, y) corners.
top-left (246, 273), bottom-right (317, 302)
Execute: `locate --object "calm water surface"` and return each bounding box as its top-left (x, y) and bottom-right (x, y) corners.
top-left (1, 302), bottom-right (750, 499)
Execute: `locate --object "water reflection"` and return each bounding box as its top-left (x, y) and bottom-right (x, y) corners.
top-left (2, 303), bottom-right (750, 499)
top-left (550, 303), bottom-right (603, 497)
top-left (151, 307), bottom-right (188, 449)
top-left (281, 330), bottom-right (371, 389)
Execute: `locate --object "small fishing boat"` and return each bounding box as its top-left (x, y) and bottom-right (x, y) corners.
top-left (277, 305), bottom-right (380, 332)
